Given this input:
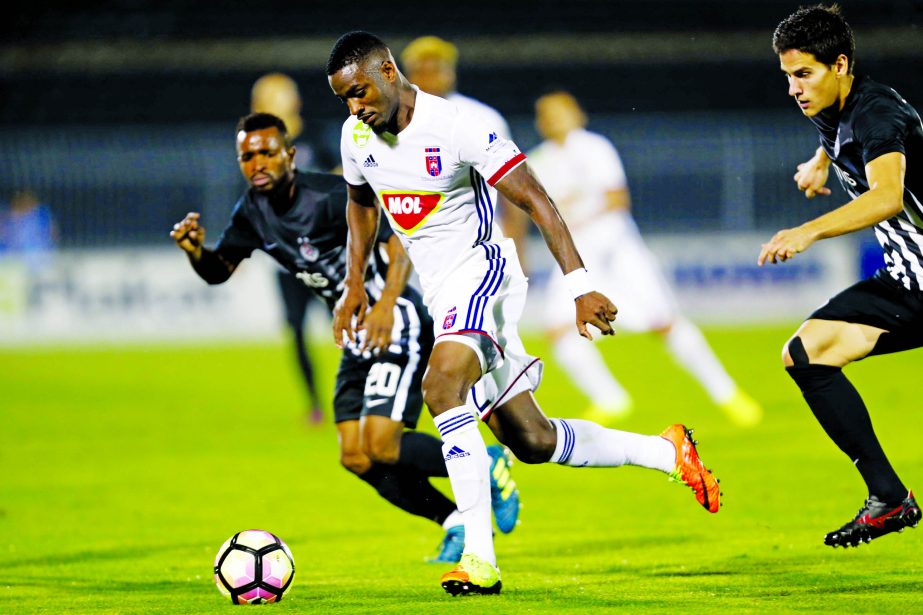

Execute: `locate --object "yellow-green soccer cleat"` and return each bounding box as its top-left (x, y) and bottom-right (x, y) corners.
top-left (581, 399), bottom-right (633, 427)
top-left (717, 388), bottom-right (763, 428)
top-left (440, 553), bottom-right (502, 596)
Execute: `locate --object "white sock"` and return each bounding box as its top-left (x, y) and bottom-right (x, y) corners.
top-left (442, 510), bottom-right (464, 530)
top-left (549, 418), bottom-right (675, 473)
top-left (553, 333), bottom-right (631, 409)
top-left (665, 317), bottom-right (736, 403)
top-left (434, 405), bottom-right (495, 566)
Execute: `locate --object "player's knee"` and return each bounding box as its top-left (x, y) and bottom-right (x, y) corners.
top-left (784, 335), bottom-right (811, 368)
top-left (340, 450), bottom-right (371, 476)
top-left (507, 425), bottom-right (556, 464)
top-left (362, 438), bottom-right (400, 465)
top-left (422, 366), bottom-right (467, 412)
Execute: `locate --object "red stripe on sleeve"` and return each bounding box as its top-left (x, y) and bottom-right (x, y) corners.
top-left (486, 152), bottom-right (527, 186)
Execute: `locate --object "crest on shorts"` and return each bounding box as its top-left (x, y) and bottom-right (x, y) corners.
top-left (443, 306), bottom-right (457, 330)
top-left (425, 147), bottom-right (442, 177)
top-left (297, 236), bottom-right (319, 262)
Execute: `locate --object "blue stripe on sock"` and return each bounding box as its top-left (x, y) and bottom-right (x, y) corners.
top-left (560, 419), bottom-right (575, 464)
top-left (436, 414), bottom-right (476, 438)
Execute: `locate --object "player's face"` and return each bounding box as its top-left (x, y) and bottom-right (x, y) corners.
top-left (535, 94), bottom-right (584, 142)
top-left (329, 61), bottom-right (398, 134)
top-left (236, 127), bottom-right (295, 192)
top-left (779, 49), bottom-right (846, 117)
top-left (404, 57), bottom-right (455, 97)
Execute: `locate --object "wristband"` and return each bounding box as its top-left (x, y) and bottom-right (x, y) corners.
top-left (563, 268), bottom-right (594, 300)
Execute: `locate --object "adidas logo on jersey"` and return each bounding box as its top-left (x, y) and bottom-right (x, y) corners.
top-left (363, 155), bottom-right (378, 168)
top-left (445, 445), bottom-right (471, 461)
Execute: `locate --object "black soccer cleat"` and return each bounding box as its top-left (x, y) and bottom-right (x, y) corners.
top-left (824, 490), bottom-right (921, 548)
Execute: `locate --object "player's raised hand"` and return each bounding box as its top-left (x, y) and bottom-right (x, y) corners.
top-left (758, 225), bottom-right (816, 266)
top-left (332, 283), bottom-right (369, 350)
top-left (794, 155), bottom-right (832, 199)
top-left (360, 299), bottom-right (395, 354)
top-left (170, 212), bottom-right (205, 260)
top-left (575, 291), bottom-right (618, 340)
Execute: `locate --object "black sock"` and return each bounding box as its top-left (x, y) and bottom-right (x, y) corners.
top-left (787, 364), bottom-right (906, 503)
top-left (397, 431), bottom-right (448, 478)
top-left (358, 463), bottom-right (456, 525)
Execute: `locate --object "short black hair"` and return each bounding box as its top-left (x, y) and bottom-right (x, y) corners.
top-left (236, 112), bottom-right (291, 147)
top-left (772, 4), bottom-right (855, 70)
top-left (326, 31), bottom-right (389, 75)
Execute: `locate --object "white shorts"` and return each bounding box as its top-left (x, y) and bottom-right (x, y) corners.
top-left (427, 238), bottom-right (544, 419)
top-left (545, 212), bottom-right (678, 332)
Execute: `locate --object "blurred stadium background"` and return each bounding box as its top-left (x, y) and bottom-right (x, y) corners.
top-left (2, 0), bottom-right (920, 343)
top-left (3, 2), bottom-right (923, 612)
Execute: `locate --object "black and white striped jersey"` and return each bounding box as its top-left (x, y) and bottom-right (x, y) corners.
top-left (809, 76), bottom-right (923, 290)
top-left (213, 171), bottom-right (430, 355)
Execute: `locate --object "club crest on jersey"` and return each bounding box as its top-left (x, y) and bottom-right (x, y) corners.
top-left (443, 306), bottom-right (457, 330)
top-left (297, 236), bottom-right (319, 262)
top-left (379, 191), bottom-right (444, 234)
top-left (425, 147), bottom-right (442, 177)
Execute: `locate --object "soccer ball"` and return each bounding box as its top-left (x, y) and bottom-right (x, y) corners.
top-left (213, 529), bottom-right (295, 604)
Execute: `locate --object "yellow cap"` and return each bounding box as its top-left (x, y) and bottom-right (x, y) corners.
top-left (400, 36), bottom-right (458, 67)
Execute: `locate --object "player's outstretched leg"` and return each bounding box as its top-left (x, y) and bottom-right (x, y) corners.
top-left (659, 424), bottom-right (721, 513)
top-left (491, 393), bottom-right (722, 513)
top-left (824, 491), bottom-right (921, 548)
top-left (487, 445), bottom-right (520, 533)
top-left (440, 553), bottom-right (502, 596)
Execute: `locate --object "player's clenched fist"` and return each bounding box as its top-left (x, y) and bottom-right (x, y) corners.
top-left (793, 151), bottom-right (832, 199)
top-left (575, 291), bottom-right (618, 340)
top-left (170, 212), bottom-right (205, 260)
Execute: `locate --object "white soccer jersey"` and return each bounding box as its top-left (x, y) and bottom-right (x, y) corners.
top-left (340, 89), bottom-right (527, 304)
top-left (447, 92), bottom-right (511, 140)
top-left (528, 128), bottom-right (628, 230)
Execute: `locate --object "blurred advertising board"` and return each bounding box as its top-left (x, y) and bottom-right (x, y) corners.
top-left (521, 232), bottom-right (859, 328)
top-left (0, 248), bottom-right (283, 346)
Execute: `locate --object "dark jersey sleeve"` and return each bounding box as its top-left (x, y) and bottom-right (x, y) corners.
top-left (854, 97), bottom-right (909, 165)
top-left (213, 198), bottom-right (263, 268)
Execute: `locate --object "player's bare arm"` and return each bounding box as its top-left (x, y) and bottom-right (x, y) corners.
top-left (332, 182), bottom-right (379, 349)
top-left (495, 164), bottom-right (617, 340)
top-left (795, 146), bottom-right (833, 198)
top-left (759, 151), bottom-right (906, 266)
top-left (360, 234), bottom-right (412, 353)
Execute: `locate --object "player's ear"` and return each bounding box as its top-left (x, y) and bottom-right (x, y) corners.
top-left (380, 59), bottom-right (397, 83)
top-left (834, 53), bottom-right (850, 77)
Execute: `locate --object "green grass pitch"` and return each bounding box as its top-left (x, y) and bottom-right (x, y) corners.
top-left (3, 325), bottom-right (922, 613)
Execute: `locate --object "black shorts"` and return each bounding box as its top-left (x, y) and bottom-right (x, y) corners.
top-left (332, 296), bottom-right (434, 427)
top-left (809, 268), bottom-right (923, 355)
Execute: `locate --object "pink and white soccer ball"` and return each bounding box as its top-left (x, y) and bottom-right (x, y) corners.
top-left (214, 530), bottom-right (295, 604)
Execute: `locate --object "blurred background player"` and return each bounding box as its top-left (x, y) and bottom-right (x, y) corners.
top-left (171, 112), bottom-right (517, 563)
top-left (251, 72), bottom-right (324, 424)
top-left (527, 91), bottom-right (763, 428)
top-left (0, 189), bottom-right (57, 272)
top-left (760, 4), bottom-right (922, 547)
top-left (400, 35), bottom-right (530, 259)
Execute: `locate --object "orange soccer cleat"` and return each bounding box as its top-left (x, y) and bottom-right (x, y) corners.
top-left (660, 424), bottom-right (721, 513)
